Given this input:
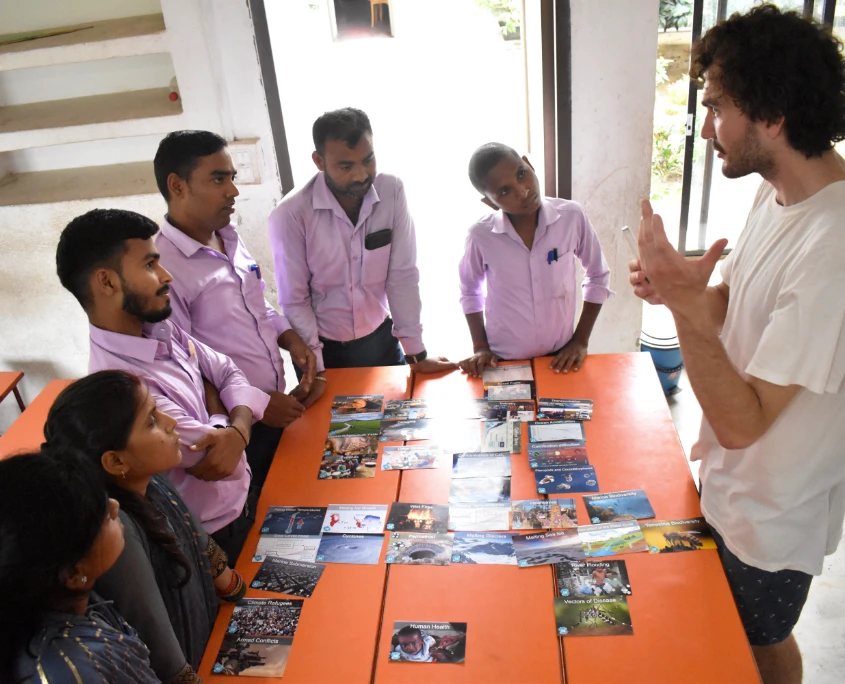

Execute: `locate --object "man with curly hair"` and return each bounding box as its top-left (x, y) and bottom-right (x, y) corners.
top-left (629, 6), bottom-right (845, 683)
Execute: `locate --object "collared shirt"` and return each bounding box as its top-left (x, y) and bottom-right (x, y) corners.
top-left (157, 218), bottom-right (290, 394)
top-left (458, 198), bottom-right (612, 361)
top-left (88, 320), bottom-right (269, 533)
top-left (269, 171), bottom-right (424, 371)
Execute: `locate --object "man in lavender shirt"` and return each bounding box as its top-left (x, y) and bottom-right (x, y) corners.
top-left (153, 130), bottom-right (318, 494)
top-left (268, 107), bottom-right (455, 375)
top-left (56, 208), bottom-right (268, 561)
top-left (458, 143), bottom-right (612, 377)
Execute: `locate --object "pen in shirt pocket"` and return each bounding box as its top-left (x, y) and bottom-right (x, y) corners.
top-left (249, 264), bottom-right (262, 280)
top-left (547, 248), bottom-right (559, 265)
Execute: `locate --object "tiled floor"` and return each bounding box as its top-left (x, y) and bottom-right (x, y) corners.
top-left (667, 371), bottom-right (845, 683)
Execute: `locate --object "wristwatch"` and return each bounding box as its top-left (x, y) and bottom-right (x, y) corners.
top-left (405, 350), bottom-right (428, 364)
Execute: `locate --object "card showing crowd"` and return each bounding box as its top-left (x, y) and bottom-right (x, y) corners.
top-left (253, 506), bottom-right (326, 563)
top-left (511, 499), bottom-right (577, 530)
top-left (582, 490), bottom-right (655, 524)
top-left (640, 517), bottom-right (716, 554)
top-left (250, 557), bottom-right (325, 598)
top-left (535, 464), bottom-right (599, 494)
top-left (537, 399), bottom-right (593, 421)
top-left (555, 560), bottom-right (632, 597)
top-left (386, 532), bottom-right (455, 565)
top-left (554, 596), bottom-right (633, 637)
top-left (214, 598), bottom-right (303, 676)
top-left (388, 622), bottom-right (468, 663)
top-left (451, 531), bottom-right (517, 565)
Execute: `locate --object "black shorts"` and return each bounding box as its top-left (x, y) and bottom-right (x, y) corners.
top-left (712, 527), bottom-right (812, 646)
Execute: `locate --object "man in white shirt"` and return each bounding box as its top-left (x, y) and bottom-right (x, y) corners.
top-left (629, 7), bottom-right (845, 684)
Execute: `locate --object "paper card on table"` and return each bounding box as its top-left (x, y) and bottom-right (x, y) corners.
top-left (486, 382), bottom-right (534, 401)
top-left (555, 559), bottom-right (632, 597)
top-left (388, 621), bottom-right (468, 663)
top-left (583, 490), bottom-right (656, 524)
top-left (511, 419), bottom-right (522, 454)
top-left (484, 400), bottom-right (536, 422)
top-left (386, 531), bottom-right (454, 565)
top-left (331, 394), bottom-right (384, 417)
top-left (512, 528), bottom-right (586, 566)
top-left (383, 399), bottom-right (428, 421)
top-left (320, 435), bottom-right (379, 479)
top-left (379, 418), bottom-right (436, 442)
top-left (451, 452), bottom-right (512, 479)
top-left (483, 363), bottom-right (534, 384)
top-left (528, 443), bottom-right (589, 469)
top-left (252, 506), bottom-right (327, 563)
top-left (481, 420), bottom-right (512, 452)
top-left (451, 531), bottom-right (517, 565)
top-left (537, 399), bottom-right (593, 421)
top-left (535, 465), bottom-right (599, 494)
top-left (315, 533), bottom-right (384, 564)
top-left (250, 557), bottom-right (326, 598)
top-left (527, 420), bottom-right (586, 443)
top-left (213, 598), bottom-right (303, 676)
top-left (386, 502), bottom-right (449, 533)
top-left (328, 418), bottom-right (382, 436)
top-left (554, 596), bottom-right (633, 637)
top-left (578, 521), bottom-right (648, 558)
top-left (321, 504), bottom-right (387, 534)
top-left (381, 445), bottom-right (443, 470)
top-left (448, 502), bottom-right (512, 531)
top-left (640, 517), bottom-right (716, 554)
top-left (511, 499), bottom-right (577, 530)
top-left (449, 475), bottom-right (512, 503)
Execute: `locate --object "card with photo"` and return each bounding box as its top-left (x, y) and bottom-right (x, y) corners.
top-left (328, 418), bottom-right (382, 436)
top-left (320, 435), bottom-right (379, 479)
top-left (484, 400), bottom-right (536, 422)
top-left (536, 399), bottom-right (593, 421)
top-left (213, 598), bottom-right (303, 677)
top-left (511, 499), bottom-right (577, 530)
top-left (388, 622), bottom-right (468, 663)
top-left (527, 420), bottom-right (586, 443)
top-left (451, 531), bottom-right (517, 565)
top-left (555, 559), bottom-right (632, 598)
top-left (481, 421), bottom-right (512, 452)
top-left (250, 557), bottom-right (326, 598)
top-left (511, 419), bottom-right (522, 455)
top-left (315, 533), bottom-right (384, 564)
top-left (252, 506), bottom-right (326, 563)
top-left (528, 443), bottom-right (589, 469)
top-left (640, 517), bottom-right (716, 554)
top-left (554, 596), bottom-right (633, 637)
top-left (486, 382), bottom-right (534, 401)
top-left (451, 452), bottom-right (512, 479)
top-left (449, 475), bottom-right (512, 503)
top-left (483, 363), bottom-right (534, 384)
top-left (321, 504), bottom-right (388, 534)
top-left (535, 465), bottom-right (599, 494)
top-left (583, 490), bottom-right (656, 524)
top-left (386, 502), bottom-right (449, 533)
top-left (332, 394), bottom-right (384, 417)
top-left (512, 528), bottom-right (587, 567)
top-left (253, 535), bottom-right (322, 564)
top-left (578, 521), bottom-right (648, 558)
top-left (386, 531), bottom-right (454, 565)
top-left (379, 419), bottom-right (436, 442)
top-left (383, 399), bottom-right (428, 421)
top-left (381, 445), bottom-right (443, 471)
top-left (448, 502), bottom-right (512, 531)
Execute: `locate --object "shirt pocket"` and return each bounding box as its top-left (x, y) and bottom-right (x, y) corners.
top-left (362, 243), bottom-right (391, 285)
top-left (546, 250), bottom-right (575, 299)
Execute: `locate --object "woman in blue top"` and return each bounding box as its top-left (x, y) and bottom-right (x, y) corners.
top-left (0, 450), bottom-right (159, 683)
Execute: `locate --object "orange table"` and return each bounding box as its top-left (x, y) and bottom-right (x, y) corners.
top-left (0, 379), bottom-right (74, 459)
top-left (374, 363), bottom-right (566, 684)
top-left (0, 371), bottom-right (26, 412)
top-left (534, 353), bottom-right (760, 683)
top-left (198, 365), bottom-right (412, 683)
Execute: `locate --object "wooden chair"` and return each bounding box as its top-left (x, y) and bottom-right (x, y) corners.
top-left (0, 371), bottom-right (25, 412)
top-left (370, 0), bottom-right (390, 27)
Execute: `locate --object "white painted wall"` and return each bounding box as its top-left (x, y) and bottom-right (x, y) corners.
top-left (570, 0), bottom-right (658, 353)
top-left (0, 0), bottom-right (281, 432)
top-left (0, 0), bottom-right (162, 33)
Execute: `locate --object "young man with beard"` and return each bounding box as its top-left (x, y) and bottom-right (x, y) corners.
top-left (268, 107), bottom-right (455, 375)
top-left (629, 7), bottom-right (845, 683)
top-left (56, 209), bottom-right (268, 561)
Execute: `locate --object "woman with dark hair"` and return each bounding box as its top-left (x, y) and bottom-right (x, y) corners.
top-left (0, 450), bottom-right (159, 683)
top-left (42, 370), bottom-right (247, 684)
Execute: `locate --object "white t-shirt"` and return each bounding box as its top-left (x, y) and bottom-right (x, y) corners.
top-left (692, 179), bottom-right (845, 576)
